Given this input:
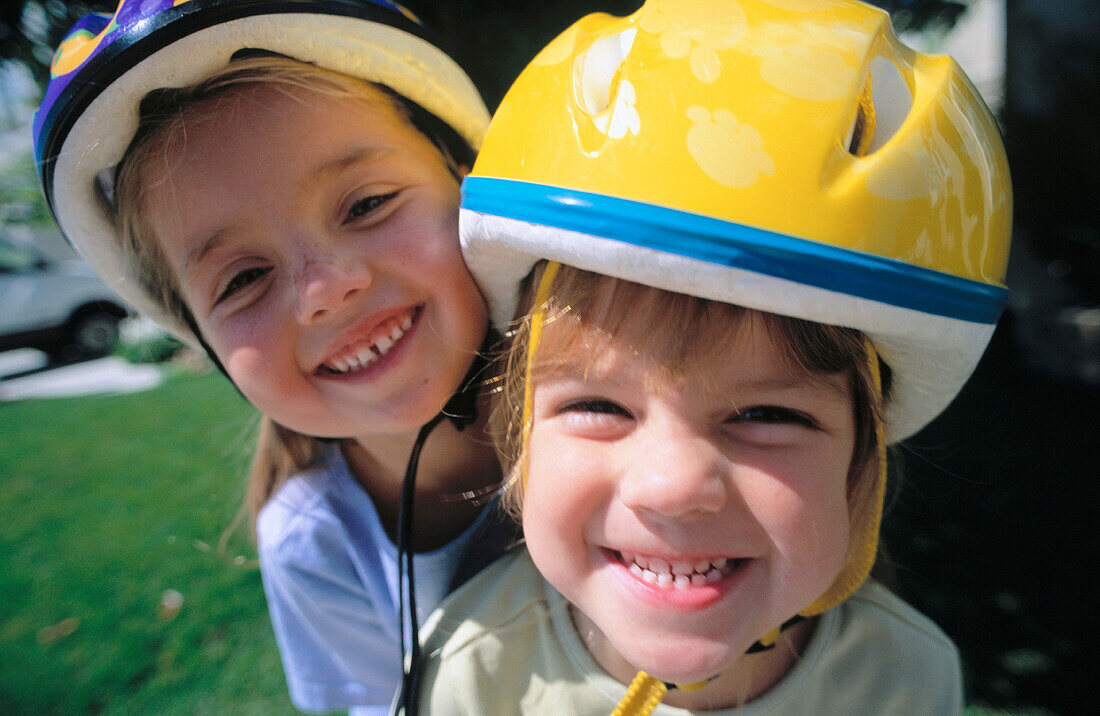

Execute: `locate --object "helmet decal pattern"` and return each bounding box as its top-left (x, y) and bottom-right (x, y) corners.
top-left (50, 12), bottom-right (118, 77)
top-left (469, 0), bottom-right (1011, 286)
top-left (757, 43), bottom-right (858, 101)
top-left (685, 106), bottom-right (775, 188)
top-left (637, 0), bottom-right (747, 84)
top-left (49, 1), bottom-right (193, 80)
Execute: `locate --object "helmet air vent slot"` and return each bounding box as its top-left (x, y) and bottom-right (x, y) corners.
top-left (575, 28), bottom-right (637, 115)
top-left (867, 55), bottom-right (912, 153)
top-left (847, 79), bottom-right (877, 156)
top-left (847, 55), bottom-right (912, 156)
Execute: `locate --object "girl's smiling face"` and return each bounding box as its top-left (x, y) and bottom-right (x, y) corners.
top-left (522, 304), bottom-right (856, 700)
top-left (144, 83), bottom-right (487, 437)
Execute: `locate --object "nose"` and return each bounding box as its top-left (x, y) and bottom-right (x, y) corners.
top-left (292, 242), bottom-right (373, 324)
top-left (618, 422), bottom-right (729, 518)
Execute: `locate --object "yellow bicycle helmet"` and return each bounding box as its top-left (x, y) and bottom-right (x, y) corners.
top-left (460, 0), bottom-right (1010, 710)
top-left (464, 0), bottom-right (1010, 445)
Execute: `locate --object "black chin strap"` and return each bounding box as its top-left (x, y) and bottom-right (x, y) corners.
top-left (187, 306), bottom-right (489, 714)
top-left (394, 412), bottom-right (443, 716)
top-left (181, 309), bottom-right (239, 390)
top-left (745, 614), bottom-right (808, 654)
top-left (393, 346), bottom-right (489, 715)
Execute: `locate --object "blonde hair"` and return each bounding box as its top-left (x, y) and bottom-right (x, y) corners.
top-left (113, 55), bottom-right (475, 533)
top-left (490, 262), bottom-right (892, 572)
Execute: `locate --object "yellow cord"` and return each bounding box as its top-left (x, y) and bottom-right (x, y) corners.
top-left (610, 672), bottom-right (710, 716)
top-left (755, 625), bottom-right (781, 649)
top-left (520, 261), bottom-right (561, 486)
top-left (611, 672), bottom-right (667, 716)
top-left (801, 335), bottom-right (886, 617)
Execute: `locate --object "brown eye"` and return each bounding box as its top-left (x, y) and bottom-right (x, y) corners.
top-left (217, 266), bottom-right (270, 304)
top-left (562, 399), bottom-right (633, 418)
top-left (728, 406), bottom-right (817, 429)
top-left (345, 192), bottom-right (397, 223)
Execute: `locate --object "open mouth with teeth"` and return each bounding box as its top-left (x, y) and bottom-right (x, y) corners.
top-left (615, 550), bottom-right (743, 590)
top-left (318, 306), bottom-right (419, 375)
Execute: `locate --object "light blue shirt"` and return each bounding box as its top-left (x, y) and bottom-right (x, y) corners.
top-left (257, 447), bottom-right (509, 714)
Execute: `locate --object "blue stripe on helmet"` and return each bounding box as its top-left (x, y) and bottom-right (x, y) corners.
top-left (462, 176), bottom-right (1007, 325)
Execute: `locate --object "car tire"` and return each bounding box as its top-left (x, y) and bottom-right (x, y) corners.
top-left (69, 311), bottom-right (121, 358)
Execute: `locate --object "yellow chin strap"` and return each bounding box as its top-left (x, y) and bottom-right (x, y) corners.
top-left (799, 335), bottom-right (887, 617)
top-left (520, 260), bottom-right (561, 469)
top-left (610, 338), bottom-right (887, 715)
top-left (611, 672), bottom-right (710, 716)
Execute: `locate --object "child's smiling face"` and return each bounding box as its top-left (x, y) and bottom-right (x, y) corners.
top-left (144, 83), bottom-right (487, 437)
top-left (522, 302), bottom-right (855, 698)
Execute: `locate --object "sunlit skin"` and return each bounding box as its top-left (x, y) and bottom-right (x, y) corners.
top-left (144, 84), bottom-right (495, 547)
top-left (523, 309), bottom-right (856, 708)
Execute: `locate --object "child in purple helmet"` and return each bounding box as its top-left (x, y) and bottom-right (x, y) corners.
top-left (34, 2), bottom-right (507, 713)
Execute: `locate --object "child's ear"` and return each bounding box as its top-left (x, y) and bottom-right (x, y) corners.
top-left (458, 164), bottom-right (471, 178)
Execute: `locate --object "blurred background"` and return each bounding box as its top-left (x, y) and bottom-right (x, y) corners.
top-left (1, 1), bottom-right (1095, 713)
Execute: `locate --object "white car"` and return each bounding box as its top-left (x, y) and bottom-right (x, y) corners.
top-left (0, 233), bottom-right (129, 359)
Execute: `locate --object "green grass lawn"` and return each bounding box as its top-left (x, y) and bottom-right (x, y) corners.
top-left (0, 369), bottom-right (296, 714)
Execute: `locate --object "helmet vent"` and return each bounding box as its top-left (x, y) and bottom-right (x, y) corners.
top-left (847, 80), bottom-right (876, 156)
top-left (867, 55), bottom-right (911, 153)
top-left (575, 28), bottom-right (637, 115)
top-left (847, 55), bottom-right (912, 156)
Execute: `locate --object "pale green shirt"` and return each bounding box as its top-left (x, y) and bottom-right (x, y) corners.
top-left (412, 550), bottom-right (962, 715)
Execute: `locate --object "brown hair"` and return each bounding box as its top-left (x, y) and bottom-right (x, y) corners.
top-left (490, 262), bottom-right (893, 571)
top-left (112, 55), bottom-right (476, 534)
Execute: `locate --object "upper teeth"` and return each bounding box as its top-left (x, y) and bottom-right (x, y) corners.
top-left (620, 551), bottom-right (732, 590)
top-left (326, 314), bottom-right (414, 374)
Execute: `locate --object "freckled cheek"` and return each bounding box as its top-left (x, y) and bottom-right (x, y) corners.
top-left (386, 195), bottom-right (460, 258)
top-left (210, 315), bottom-right (295, 388)
top-left (412, 235), bottom-right (466, 282)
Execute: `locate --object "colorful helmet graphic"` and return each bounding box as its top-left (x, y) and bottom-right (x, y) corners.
top-left (462, 0), bottom-right (1012, 444)
top-left (34, 0), bottom-right (489, 347)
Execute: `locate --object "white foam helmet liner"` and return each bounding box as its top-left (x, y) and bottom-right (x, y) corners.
top-left (461, 209), bottom-right (995, 443)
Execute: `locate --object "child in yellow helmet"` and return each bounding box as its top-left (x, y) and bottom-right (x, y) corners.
top-left (408, 0), bottom-right (1010, 713)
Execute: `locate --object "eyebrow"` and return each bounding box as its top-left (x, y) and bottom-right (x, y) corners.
top-left (534, 361), bottom-right (850, 401)
top-left (735, 374), bottom-right (851, 402)
top-left (183, 226), bottom-right (232, 280)
top-left (530, 358), bottom-right (621, 385)
top-left (312, 146), bottom-right (391, 181)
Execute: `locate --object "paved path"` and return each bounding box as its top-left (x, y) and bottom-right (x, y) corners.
top-left (0, 349), bottom-right (163, 401)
